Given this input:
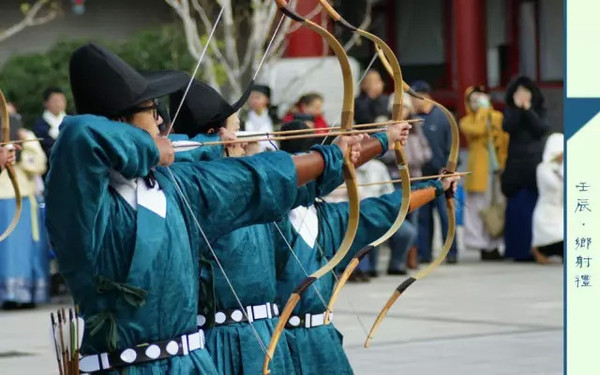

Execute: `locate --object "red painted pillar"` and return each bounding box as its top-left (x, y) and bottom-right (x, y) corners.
top-left (284, 0), bottom-right (329, 57)
top-left (453, 0), bottom-right (487, 117)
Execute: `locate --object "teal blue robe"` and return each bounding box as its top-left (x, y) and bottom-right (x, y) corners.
top-left (45, 115), bottom-right (304, 374)
top-left (275, 180), bottom-right (443, 375)
top-left (171, 135), bottom-right (346, 375)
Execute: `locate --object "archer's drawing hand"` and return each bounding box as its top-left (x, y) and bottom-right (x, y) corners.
top-left (155, 137), bottom-right (175, 166)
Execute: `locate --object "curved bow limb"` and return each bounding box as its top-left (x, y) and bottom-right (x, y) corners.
top-left (262, 2), bottom-right (360, 374)
top-left (0, 89), bottom-right (22, 241)
top-left (316, 1), bottom-right (411, 326)
top-left (364, 46), bottom-right (460, 348)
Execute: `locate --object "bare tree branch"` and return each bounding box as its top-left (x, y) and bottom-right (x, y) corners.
top-left (215, 0), bottom-right (240, 78)
top-left (165, 0), bottom-right (201, 58)
top-left (164, 0), bottom-right (374, 101)
top-left (238, 0), bottom-right (267, 82)
top-left (190, 0), bottom-right (239, 93)
top-left (0, 0), bottom-right (59, 42)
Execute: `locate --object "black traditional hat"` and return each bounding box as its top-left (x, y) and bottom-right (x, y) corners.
top-left (69, 43), bottom-right (189, 116)
top-left (169, 79), bottom-right (253, 137)
top-left (251, 84), bottom-right (271, 99)
top-left (279, 120), bottom-right (318, 154)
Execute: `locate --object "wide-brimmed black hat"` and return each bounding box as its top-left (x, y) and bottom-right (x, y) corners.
top-left (169, 79), bottom-right (253, 137)
top-left (69, 43), bottom-right (190, 116)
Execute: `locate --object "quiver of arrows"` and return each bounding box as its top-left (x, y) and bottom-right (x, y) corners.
top-left (50, 308), bottom-right (84, 375)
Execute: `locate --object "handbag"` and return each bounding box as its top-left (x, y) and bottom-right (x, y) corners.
top-left (479, 115), bottom-right (505, 238)
top-left (479, 175), bottom-right (505, 238)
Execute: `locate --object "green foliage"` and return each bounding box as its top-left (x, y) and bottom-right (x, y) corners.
top-left (0, 24), bottom-right (222, 127)
top-left (0, 39), bottom-right (80, 126)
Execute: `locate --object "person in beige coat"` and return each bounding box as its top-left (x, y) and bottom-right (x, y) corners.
top-left (0, 115), bottom-right (48, 309)
top-left (459, 86), bottom-right (509, 261)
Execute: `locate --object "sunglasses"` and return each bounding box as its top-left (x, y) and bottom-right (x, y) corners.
top-left (125, 99), bottom-right (160, 121)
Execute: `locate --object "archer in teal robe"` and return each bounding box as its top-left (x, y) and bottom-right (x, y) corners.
top-left (44, 115), bottom-right (327, 374)
top-left (170, 132), bottom-right (351, 375)
top-left (275, 180), bottom-right (443, 375)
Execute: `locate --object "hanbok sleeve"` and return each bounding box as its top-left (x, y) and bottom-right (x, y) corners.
top-left (294, 133), bottom-right (388, 206)
top-left (318, 179), bottom-right (443, 269)
top-left (45, 115), bottom-right (159, 261)
top-left (167, 149), bottom-right (330, 241)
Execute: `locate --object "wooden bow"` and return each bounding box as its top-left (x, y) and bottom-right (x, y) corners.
top-left (363, 46), bottom-right (460, 348)
top-left (262, 2), bottom-right (360, 373)
top-left (315, 1), bottom-right (412, 326)
top-left (0, 89), bottom-right (22, 241)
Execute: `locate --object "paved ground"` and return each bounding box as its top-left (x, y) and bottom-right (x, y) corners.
top-left (0, 246), bottom-right (563, 375)
top-left (339, 250), bottom-right (563, 375)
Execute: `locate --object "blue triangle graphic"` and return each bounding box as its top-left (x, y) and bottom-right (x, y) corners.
top-left (565, 98), bottom-right (600, 140)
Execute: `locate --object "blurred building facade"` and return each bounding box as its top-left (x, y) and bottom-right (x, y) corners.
top-left (1, 0), bottom-right (563, 133)
top-left (285, 0), bottom-right (564, 133)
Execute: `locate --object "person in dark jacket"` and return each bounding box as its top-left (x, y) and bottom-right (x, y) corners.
top-left (501, 76), bottom-right (550, 261)
top-left (351, 69), bottom-right (391, 279)
top-left (354, 69), bottom-right (390, 125)
top-left (411, 80), bottom-right (458, 264)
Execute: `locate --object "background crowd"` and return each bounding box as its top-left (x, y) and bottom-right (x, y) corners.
top-left (0, 66), bottom-right (564, 308)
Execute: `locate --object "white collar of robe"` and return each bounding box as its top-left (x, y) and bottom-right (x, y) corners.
top-left (288, 205), bottom-right (319, 248)
top-left (109, 170), bottom-right (167, 218)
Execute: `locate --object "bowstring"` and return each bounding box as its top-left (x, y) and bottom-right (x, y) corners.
top-left (319, 52), bottom-right (378, 146)
top-left (290, 52), bottom-right (378, 280)
top-left (285, 52), bottom-right (378, 329)
top-left (165, 5), bottom-right (270, 356)
top-left (167, 7), bottom-right (224, 136)
top-left (250, 1), bottom-right (341, 312)
top-left (272, 222), bottom-right (330, 311)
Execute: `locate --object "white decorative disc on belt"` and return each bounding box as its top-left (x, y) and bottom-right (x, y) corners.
top-left (215, 312), bottom-right (227, 324)
top-left (231, 310), bottom-right (243, 322)
top-left (329, 312), bottom-right (334, 321)
top-left (166, 340), bottom-right (179, 355)
top-left (273, 305), bottom-right (279, 316)
top-left (120, 348), bottom-right (137, 363)
top-left (197, 314), bottom-right (206, 327)
top-left (145, 344), bottom-right (161, 359)
top-left (289, 316), bottom-right (301, 326)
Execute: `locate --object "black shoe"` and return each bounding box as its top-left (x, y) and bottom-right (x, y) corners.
top-left (368, 270), bottom-right (379, 278)
top-left (358, 270), bottom-right (371, 282)
top-left (446, 255), bottom-right (458, 264)
top-left (1, 301), bottom-right (35, 310)
top-left (2, 301), bottom-right (19, 310)
top-left (481, 249), bottom-right (503, 261)
top-left (514, 258), bottom-right (535, 263)
top-left (349, 270), bottom-right (370, 283)
top-left (348, 270), bottom-right (360, 283)
top-left (387, 269), bottom-right (408, 276)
